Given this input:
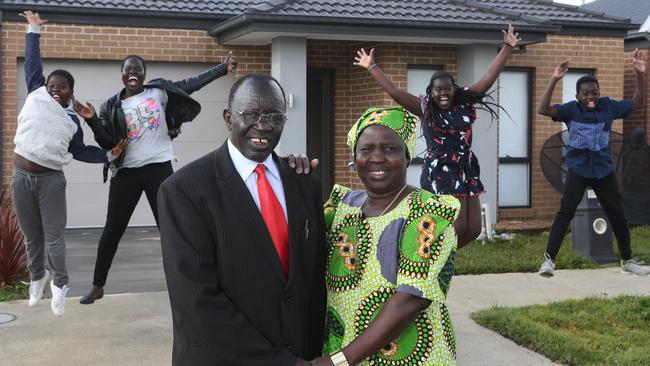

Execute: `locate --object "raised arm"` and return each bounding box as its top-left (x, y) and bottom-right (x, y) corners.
top-left (354, 48), bottom-right (422, 117)
top-left (468, 24), bottom-right (521, 94)
top-left (538, 60), bottom-right (570, 119)
top-left (631, 49), bottom-right (647, 111)
top-left (172, 52), bottom-right (236, 95)
top-left (19, 11), bottom-right (48, 93)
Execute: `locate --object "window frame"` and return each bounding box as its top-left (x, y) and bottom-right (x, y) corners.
top-left (498, 67), bottom-right (533, 209)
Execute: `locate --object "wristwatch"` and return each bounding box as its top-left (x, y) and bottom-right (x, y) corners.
top-left (330, 351), bottom-right (350, 366)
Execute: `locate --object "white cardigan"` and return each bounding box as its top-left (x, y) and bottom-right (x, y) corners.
top-left (14, 86), bottom-right (77, 170)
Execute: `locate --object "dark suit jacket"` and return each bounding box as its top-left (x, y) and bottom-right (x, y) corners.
top-left (158, 142), bottom-right (327, 366)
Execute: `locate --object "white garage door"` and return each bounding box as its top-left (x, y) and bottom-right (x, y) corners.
top-left (17, 59), bottom-right (233, 228)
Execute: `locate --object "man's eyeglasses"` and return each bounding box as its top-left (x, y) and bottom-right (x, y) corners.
top-left (232, 110), bottom-right (287, 128)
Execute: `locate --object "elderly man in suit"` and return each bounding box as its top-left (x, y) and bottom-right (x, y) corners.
top-left (158, 74), bottom-right (326, 365)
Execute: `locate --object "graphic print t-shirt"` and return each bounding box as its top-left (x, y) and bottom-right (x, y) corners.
top-left (120, 88), bottom-right (174, 168)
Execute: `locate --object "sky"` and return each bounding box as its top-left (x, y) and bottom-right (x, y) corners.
top-left (553, 0), bottom-right (595, 6)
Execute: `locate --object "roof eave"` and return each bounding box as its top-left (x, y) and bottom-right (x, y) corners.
top-left (624, 32), bottom-right (650, 51)
top-left (209, 13), bottom-right (557, 45)
top-left (0, 4), bottom-right (231, 29)
top-left (552, 20), bottom-right (639, 37)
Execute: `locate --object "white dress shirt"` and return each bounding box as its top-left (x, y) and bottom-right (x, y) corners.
top-left (227, 139), bottom-right (288, 221)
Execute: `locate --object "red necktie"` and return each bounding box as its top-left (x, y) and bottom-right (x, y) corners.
top-left (255, 164), bottom-right (290, 275)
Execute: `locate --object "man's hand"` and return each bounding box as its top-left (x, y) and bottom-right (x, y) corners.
top-left (73, 100), bottom-right (98, 120)
top-left (632, 48), bottom-right (647, 74)
top-left (224, 52), bottom-right (236, 74)
top-left (285, 154), bottom-right (319, 174)
top-left (111, 139), bottom-right (128, 157)
top-left (552, 60), bottom-right (570, 81)
top-left (502, 24), bottom-right (521, 48)
top-left (19, 10), bottom-right (48, 26)
top-left (354, 48), bottom-right (376, 70)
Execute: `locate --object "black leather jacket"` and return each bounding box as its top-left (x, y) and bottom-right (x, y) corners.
top-left (88, 62), bottom-right (228, 181)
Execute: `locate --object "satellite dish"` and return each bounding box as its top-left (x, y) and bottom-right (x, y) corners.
top-left (540, 128), bottom-right (650, 225)
top-left (539, 130), bottom-right (624, 193)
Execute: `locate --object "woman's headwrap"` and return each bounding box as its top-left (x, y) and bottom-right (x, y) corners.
top-left (347, 107), bottom-right (418, 161)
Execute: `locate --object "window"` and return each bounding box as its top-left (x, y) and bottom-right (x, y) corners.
top-left (406, 65), bottom-right (443, 187)
top-left (498, 68), bottom-right (532, 207)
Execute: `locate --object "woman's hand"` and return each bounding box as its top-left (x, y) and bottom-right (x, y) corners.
top-left (502, 24), bottom-right (521, 48)
top-left (19, 10), bottom-right (48, 26)
top-left (111, 139), bottom-right (128, 157)
top-left (73, 100), bottom-right (98, 120)
top-left (632, 48), bottom-right (647, 75)
top-left (224, 52), bottom-right (236, 73)
top-left (283, 153), bottom-right (318, 174)
top-left (354, 48), bottom-right (376, 70)
top-left (552, 60), bottom-right (570, 81)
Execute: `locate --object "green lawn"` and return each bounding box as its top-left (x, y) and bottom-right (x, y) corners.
top-left (471, 295), bottom-right (650, 366)
top-left (0, 283), bottom-right (28, 302)
top-left (455, 226), bottom-right (650, 275)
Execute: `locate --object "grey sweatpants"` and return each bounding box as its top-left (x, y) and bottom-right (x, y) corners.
top-left (11, 167), bottom-right (68, 287)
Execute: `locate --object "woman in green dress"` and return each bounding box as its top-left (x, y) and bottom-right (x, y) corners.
top-left (313, 107), bottom-right (460, 366)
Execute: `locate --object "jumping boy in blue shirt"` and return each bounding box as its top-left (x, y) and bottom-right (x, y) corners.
top-left (537, 51), bottom-right (649, 277)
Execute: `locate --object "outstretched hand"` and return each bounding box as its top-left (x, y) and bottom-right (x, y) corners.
top-left (502, 24), bottom-right (521, 48)
top-left (73, 99), bottom-right (97, 120)
top-left (224, 52), bottom-right (236, 74)
top-left (552, 60), bottom-right (570, 80)
top-left (632, 48), bottom-right (647, 74)
top-left (111, 139), bottom-right (128, 157)
top-left (19, 10), bottom-right (48, 26)
top-left (354, 48), bottom-right (376, 70)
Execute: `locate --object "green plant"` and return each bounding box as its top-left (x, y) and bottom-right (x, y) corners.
top-left (0, 282), bottom-right (28, 302)
top-left (0, 184), bottom-right (27, 287)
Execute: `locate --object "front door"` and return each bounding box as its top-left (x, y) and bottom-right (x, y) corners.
top-left (307, 68), bottom-right (334, 201)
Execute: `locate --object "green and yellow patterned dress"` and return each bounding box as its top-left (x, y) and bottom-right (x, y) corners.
top-left (323, 184), bottom-right (460, 366)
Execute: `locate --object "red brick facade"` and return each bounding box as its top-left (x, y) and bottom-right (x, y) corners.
top-left (2, 20), bottom-right (636, 221)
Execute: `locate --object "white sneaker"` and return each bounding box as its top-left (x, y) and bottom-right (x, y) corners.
top-left (28, 270), bottom-right (50, 307)
top-left (621, 258), bottom-right (650, 277)
top-left (539, 253), bottom-right (555, 277)
top-left (50, 281), bottom-right (69, 316)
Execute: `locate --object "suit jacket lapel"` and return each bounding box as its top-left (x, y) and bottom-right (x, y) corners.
top-left (213, 143), bottom-right (288, 284)
top-left (275, 155), bottom-right (303, 288)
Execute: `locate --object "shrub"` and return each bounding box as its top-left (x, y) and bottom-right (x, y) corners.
top-left (0, 184), bottom-right (27, 287)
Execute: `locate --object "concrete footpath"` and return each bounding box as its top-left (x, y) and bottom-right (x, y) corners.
top-left (1, 228), bottom-right (649, 365)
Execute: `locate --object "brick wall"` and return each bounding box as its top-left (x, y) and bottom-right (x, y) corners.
top-left (1, 21), bottom-right (270, 183)
top-left (307, 40), bottom-right (456, 190)
top-left (503, 34), bottom-right (627, 219)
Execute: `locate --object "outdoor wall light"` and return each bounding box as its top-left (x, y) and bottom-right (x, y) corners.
top-left (592, 218), bottom-right (608, 235)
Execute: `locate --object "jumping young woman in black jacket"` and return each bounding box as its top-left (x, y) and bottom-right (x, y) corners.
top-left (74, 53), bottom-right (235, 304)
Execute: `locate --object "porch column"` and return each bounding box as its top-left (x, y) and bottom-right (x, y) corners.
top-left (456, 44), bottom-right (498, 223)
top-left (271, 36), bottom-right (307, 155)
